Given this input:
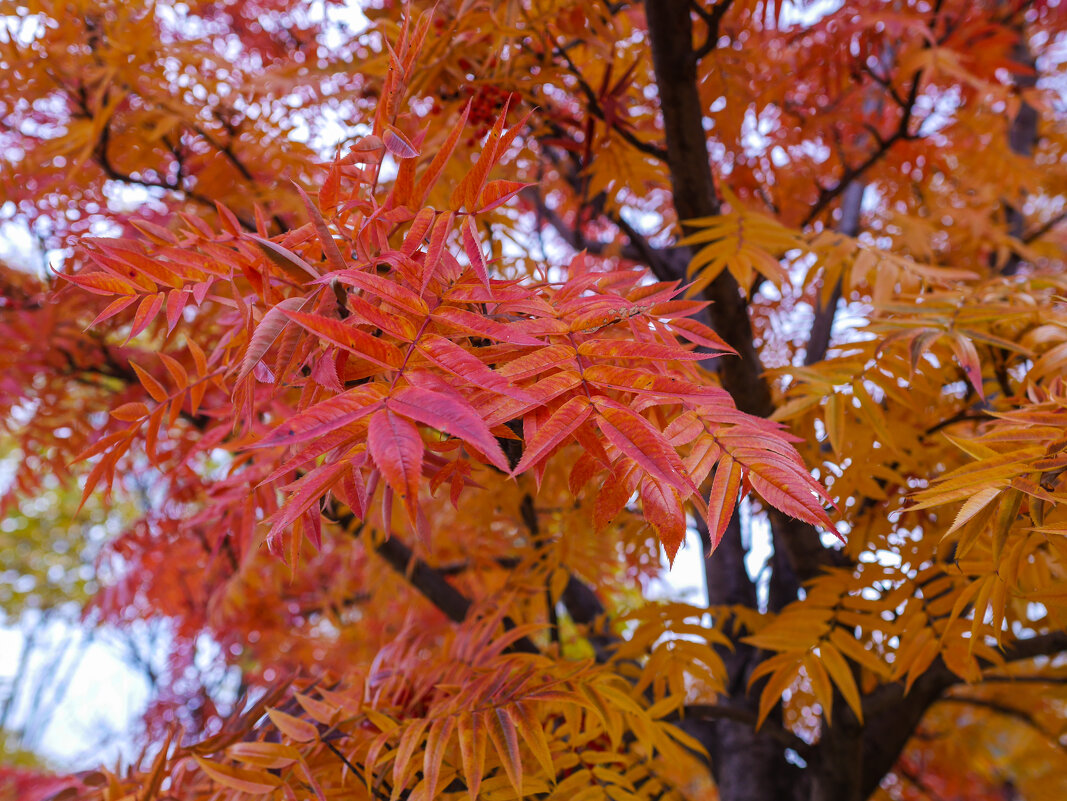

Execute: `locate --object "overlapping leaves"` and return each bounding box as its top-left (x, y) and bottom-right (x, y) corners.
top-left (65, 116), bottom-right (832, 565)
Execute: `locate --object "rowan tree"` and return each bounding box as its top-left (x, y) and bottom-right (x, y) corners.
top-left (1, 1), bottom-right (1066, 801)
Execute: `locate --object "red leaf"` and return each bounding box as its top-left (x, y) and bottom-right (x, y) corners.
top-left (369, 412), bottom-right (423, 524)
top-left (165, 289), bottom-right (188, 333)
top-left (254, 388), bottom-right (384, 449)
top-left (89, 294), bottom-right (138, 327)
top-left (594, 401), bottom-right (693, 493)
top-left (331, 269), bottom-right (429, 316)
top-left (513, 396), bottom-right (592, 475)
top-left (249, 235), bottom-right (320, 280)
top-left (215, 201), bottom-right (243, 236)
top-left (422, 211), bottom-right (454, 293)
top-left (282, 309), bottom-right (404, 369)
top-left (389, 386), bottom-right (510, 472)
top-left (744, 460), bottom-right (835, 531)
top-left (266, 462), bottom-right (347, 548)
top-left (668, 317), bottom-right (737, 353)
top-left (382, 124), bottom-right (419, 159)
top-left (418, 335), bottom-right (533, 401)
top-left (431, 306), bottom-right (542, 346)
top-left (402, 207), bottom-right (436, 256)
top-left (577, 338), bottom-right (705, 362)
top-left (63, 271), bottom-right (141, 296)
top-left (238, 297), bottom-right (308, 381)
top-left (486, 708), bottom-right (522, 797)
top-left (594, 463), bottom-right (639, 529)
top-left (414, 101), bottom-right (469, 207)
top-left (476, 180), bottom-right (530, 213)
top-left (496, 345), bottom-right (578, 379)
top-left (706, 455), bottom-right (743, 553)
top-left (462, 215), bottom-right (491, 291)
top-left (583, 364), bottom-right (729, 405)
top-left (295, 184), bottom-right (347, 272)
top-left (451, 108), bottom-right (509, 211)
top-left (342, 134), bottom-right (385, 163)
top-left (130, 218), bottom-right (178, 244)
top-left (640, 478), bottom-right (686, 566)
top-left (346, 294), bottom-right (417, 341)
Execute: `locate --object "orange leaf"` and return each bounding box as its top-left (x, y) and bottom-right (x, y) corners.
top-left (267, 707), bottom-right (319, 743)
top-left (486, 707), bottom-right (522, 797)
top-left (457, 711), bottom-right (488, 801)
top-left (951, 333), bottom-right (985, 400)
top-left (476, 180), bottom-right (530, 213)
top-left (129, 361), bottom-right (168, 403)
top-left (110, 402), bottom-right (150, 422)
top-left (193, 756), bottom-right (282, 795)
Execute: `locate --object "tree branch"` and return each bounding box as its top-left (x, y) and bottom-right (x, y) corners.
top-left (1023, 207), bottom-right (1067, 245)
top-left (680, 703), bottom-right (812, 756)
top-left (1001, 32), bottom-right (1039, 276)
top-left (550, 43), bottom-right (668, 161)
top-left (329, 510), bottom-right (541, 655)
top-left (804, 179), bottom-right (864, 367)
top-left (937, 695), bottom-right (1067, 755)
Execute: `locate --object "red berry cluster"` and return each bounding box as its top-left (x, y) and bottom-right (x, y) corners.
top-left (430, 81), bottom-right (520, 144)
top-left (463, 84), bottom-right (521, 143)
top-left (465, 84), bottom-right (515, 125)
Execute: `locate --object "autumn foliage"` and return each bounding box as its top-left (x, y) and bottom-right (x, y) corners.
top-left (1, 1), bottom-right (1067, 800)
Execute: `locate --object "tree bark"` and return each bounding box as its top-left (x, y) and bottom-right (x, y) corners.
top-left (645, 4), bottom-right (805, 799)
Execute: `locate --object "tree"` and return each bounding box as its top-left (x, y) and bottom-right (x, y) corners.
top-left (1, 0), bottom-right (1066, 800)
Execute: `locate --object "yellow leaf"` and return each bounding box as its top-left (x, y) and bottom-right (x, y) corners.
top-left (947, 486), bottom-right (1002, 535)
top-left (819, 643), bottom-right (863, 723)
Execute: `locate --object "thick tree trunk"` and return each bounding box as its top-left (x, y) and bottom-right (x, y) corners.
top-left (642, 5), bottom-right (949, 801)
top-left (643, 4), bottom-right (810, 799)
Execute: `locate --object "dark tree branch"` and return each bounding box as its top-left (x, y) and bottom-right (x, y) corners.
top-left (998, 630), bottom-right (1067, 663)
top-left (937, 696), bottom-right (1067, 754)
top-left (800, 34), bottom-right (936, 230)
top-left (1001, 33), bottom-right (1040, 276)
top-left (692, 0), bottom-right (734, 60)
top-left (804, 179), bottom-right (864, 367)
top-left (550, 43), bottom-right (668, 161)
top-left (859, 629), bottom-right (1067, 799)
top-left (520, 186), bottom-right (647, 263)
top-left (1023, 208), bottom-right (1067, 244)
top-left (328, 510), bottom-right (541, 655)
top-left (680, 703), bottom-right (812, 755)
top-left (645, 6), bottom-right (820, 797)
